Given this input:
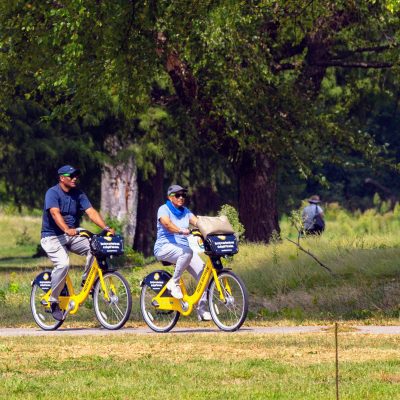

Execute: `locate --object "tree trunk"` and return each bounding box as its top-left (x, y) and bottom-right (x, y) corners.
top-left (237, 151), bottom-right (279, 242)
top-left (157, 34), bottom-right (278, 242)
top-left (100, 136), bottom-right (138, 246)
top-left (133, 161), bottom-right (165, 256)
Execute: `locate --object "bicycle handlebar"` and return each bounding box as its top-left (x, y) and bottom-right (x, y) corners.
top-left (76, 228), bottom-right (114, 239)
top-left (190, 228), bottom-right (203, 238)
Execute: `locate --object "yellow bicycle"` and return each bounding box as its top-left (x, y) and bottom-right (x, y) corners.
top-left (140, 229), bottom-right (248, 332)
top-left (30, 228), bottom-right (132, 331)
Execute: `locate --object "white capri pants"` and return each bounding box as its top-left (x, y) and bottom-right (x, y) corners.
top-left (155, 243), bottom-right (208, 313)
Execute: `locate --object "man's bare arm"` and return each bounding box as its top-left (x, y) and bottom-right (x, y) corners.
top-left (49, 208), bottom-right (76, 236)
top-left (85, 207), bottom-right (115, 234)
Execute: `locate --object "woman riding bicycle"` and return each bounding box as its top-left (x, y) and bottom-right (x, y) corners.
top-left (154, 184), bottom-right (211, 321)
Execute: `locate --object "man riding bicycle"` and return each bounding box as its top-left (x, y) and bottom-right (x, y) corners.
top-left (40, 165), bottom-right (114, 321)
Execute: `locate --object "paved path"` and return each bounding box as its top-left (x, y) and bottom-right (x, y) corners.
top-left (0, 326), bottom-right (400, 337)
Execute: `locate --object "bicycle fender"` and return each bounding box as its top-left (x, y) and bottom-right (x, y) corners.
top-left (32, 270), bottom-right (52, 291)
top-left (141, 270), bottom-right (171, 293)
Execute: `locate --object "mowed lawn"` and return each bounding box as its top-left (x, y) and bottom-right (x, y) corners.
top-left (0, 332), bottom-right (399, 399)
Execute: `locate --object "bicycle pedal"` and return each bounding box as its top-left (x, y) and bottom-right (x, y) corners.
top-left (180, 300), bottom-right (189, 312)
top-left (41, 300), bottom-right (52, 313)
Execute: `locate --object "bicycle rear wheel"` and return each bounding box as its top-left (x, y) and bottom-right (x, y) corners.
top-left (208, 270), bottom-right (248, 332)
top-left (93, 271), bottom-right (132, 330)
top-left (140, 284), bottom-right (180, 333)
top-left (30, 283), bottom-right (64, 331)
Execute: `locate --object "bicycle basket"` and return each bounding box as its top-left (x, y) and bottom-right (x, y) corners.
top-left (91, 235), bottom-right (124, 257)
top-left (204, 234), bottom-right (238, 256)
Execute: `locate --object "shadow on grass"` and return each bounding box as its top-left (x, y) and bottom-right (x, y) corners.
top-left (0, 255), bottom-right (39, 262)
top-left (0, 257), bottom-right (83, 272)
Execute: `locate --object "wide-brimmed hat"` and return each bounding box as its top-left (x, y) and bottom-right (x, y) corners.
top-left (167, 184), bottom-right (188, 196)
top-left (308, 195), bottom-right (321, 204)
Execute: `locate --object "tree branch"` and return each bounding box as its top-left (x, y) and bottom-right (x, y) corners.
top-left (286, 237), bottom-right (335, 275)
top-left (272, 40), bottom-right (307, 63)
top-left (271, 61), bottom-right (300, 72)
top-left (314, 60), bottom-right (395, 68)
top-left (331, 44), bottom-right (398, 60)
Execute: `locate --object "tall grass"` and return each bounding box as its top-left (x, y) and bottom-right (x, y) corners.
top-left (281, 201), bottom-right (400, 241)
top-left (1, 203), bottom-right (400, 325)
top-left (231, 202), bottom-right (400, 320)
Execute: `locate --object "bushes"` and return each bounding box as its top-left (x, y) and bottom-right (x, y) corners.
top-left (218, 204), bottom-right (245, 238)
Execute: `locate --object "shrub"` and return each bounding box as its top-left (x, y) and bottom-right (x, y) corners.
top-left (15, 227), bottom-right (36, 246)
top-left (218, 204), bottom-right (245, 238)
top-left (109, 247), bottom-right (146, 269)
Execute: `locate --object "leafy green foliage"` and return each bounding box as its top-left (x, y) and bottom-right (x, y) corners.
top-left (0, 97), bottom-right (100, 208)
top-left (15, 227), bottom-right (36, 247)
top-left (1, 0), bottom-right (400, 241)
top-left (218, 204), bottom-right (245, 238)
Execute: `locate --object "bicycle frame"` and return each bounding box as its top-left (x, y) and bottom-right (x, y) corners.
top-left (152, 256), bottom-right (227, 316)
top-left (41, 257), bottom-right (111, 315)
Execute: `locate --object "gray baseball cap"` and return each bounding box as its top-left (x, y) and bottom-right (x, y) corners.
top-left (167, 184), bottom-right (188, 196)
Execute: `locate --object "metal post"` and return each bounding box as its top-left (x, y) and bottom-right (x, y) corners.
top-left (335, 322), bottom-right (339, 400)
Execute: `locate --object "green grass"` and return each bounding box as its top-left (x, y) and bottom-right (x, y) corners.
top-left (1, 205), bottom-right (400, 326)
top-left (1, 209), bottom-right (400, 399)
top-left (0, 333), bottom-right (399, 399)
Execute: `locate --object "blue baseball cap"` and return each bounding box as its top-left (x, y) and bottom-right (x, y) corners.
top-left (57, 165), bottom-right (80, 176)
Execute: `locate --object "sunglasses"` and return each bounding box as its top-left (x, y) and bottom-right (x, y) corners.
top-left (171, 192), bottom-right (187, 199)
top-left (61, 173), bottom-right (79, 179)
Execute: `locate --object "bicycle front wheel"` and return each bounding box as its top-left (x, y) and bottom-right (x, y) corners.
top-left (140, 284), bottom-right (180, 333)
top-left (93, 271), bottom-right (132, 330)
top-left (208, 270), bottom-right (248, 332)
top-left (30, 283), bottom-right (64, 331)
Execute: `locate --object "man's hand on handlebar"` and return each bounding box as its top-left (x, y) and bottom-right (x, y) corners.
top-left (75, 227), bottom-right (115, 237)
top-left (179, 228), bottom-right (190, 236)
top-left (107, 228), bottom-right (115, 236)
top-left (104, 227), bottom-right (116, 236)
top-left (65, 228), bottom-right (77, 236)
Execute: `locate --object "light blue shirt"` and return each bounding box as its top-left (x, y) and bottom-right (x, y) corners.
top-left (154, 204), bottom-right (194, 256)
top-left (302, 204), bottom-right (323, 230)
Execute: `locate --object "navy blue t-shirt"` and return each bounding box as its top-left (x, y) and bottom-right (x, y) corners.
top-left (41, 184), bottom-right (92, 238)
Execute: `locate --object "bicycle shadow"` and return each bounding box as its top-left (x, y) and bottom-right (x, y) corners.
top-left (168, 327), bottom-right (253, 334)
top-left (39, 327), bottom-right (253, 334)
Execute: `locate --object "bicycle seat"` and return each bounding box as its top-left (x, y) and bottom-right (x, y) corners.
top-left (161, 260), bottom-right (174, 266)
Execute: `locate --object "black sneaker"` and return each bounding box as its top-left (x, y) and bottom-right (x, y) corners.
top-left (50, 302), bottom-right (64, 321)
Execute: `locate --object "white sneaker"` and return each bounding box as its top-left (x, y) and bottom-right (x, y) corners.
top-left (198, 311), bottom-right (212, 321)
top-left (166, 279), bottom-right (183, 299)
